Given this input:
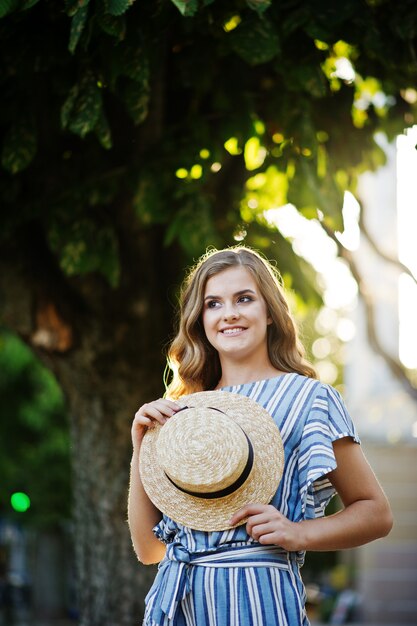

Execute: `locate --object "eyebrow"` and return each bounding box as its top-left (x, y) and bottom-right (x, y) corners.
top-left (204, 289), bottom-right (256, 301)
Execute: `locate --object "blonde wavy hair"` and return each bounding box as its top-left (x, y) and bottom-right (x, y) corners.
top-left (165, 246), bottom-right (317, 399)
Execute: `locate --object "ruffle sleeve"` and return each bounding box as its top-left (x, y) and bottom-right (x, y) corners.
top-left (298, 383), bottom-right (360, 520)
top-left (152, 514), bottom-right (178, 545)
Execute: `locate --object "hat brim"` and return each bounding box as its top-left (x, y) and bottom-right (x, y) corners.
top-left (139, 390), bottom-right (284, 531)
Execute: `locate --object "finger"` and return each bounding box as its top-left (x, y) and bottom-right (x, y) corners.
top-left (132, 414), bottom-right (153, 427)
top-left (245, 513), bottom-right (271, 534)
top-left (135, 408), bottom-right (167, 425)
top-left (248, 522), bottom-right (277, 541)
top-left (154, 398), bottom-right (182, 414)
top-left (257, 532), bottom-right (278, 545)
top-left (229, 503), bottom-right (269, 526)
top-left (229, 507), bottom-right (248, 526)
top-left (153, 398), bottom-right (183, 417)
top-left (135, 402), bottom-right (175, 424)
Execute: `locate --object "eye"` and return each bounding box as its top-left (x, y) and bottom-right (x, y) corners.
top-left (238, 295), bottom-right (253, 304)
top-left (206, 299), bottom-right (220, 309)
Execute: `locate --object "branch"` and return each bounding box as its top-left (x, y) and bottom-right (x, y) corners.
top-left (322, 222), bottom-right (417, 401)
top-left (358, 201), bottom-right (417, 285)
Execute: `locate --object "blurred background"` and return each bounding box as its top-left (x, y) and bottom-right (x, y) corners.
top-left (0, 1), bottom-right (416, 625)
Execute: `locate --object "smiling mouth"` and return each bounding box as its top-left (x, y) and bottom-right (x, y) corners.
top-left (220, 327), bottom-right (247, 335)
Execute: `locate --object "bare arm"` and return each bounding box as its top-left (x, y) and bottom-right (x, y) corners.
top-left (230, 437), bottom-right (393, 551)
top-left (298, 437), bottom-right (393, 550)
top-left (127, 398), bottom-right (180, 564)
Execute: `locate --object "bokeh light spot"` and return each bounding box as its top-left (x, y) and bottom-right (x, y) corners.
top-left (11, 492), bottom-right (31, 512)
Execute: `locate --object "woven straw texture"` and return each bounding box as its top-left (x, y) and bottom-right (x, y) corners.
top-left (139, 390), bottom-right (284, 531)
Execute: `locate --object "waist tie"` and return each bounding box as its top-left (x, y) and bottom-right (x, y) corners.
top-left (149, 543), bottom-right (294, 624)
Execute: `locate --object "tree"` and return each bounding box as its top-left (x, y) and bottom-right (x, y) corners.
top-left (0, 329), bottom-right (71, 528)
top-left (0, 0), bottom-right (416, 623)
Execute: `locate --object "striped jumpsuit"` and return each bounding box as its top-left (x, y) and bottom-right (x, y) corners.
top-left (143, 373), bottom-right (360, 626)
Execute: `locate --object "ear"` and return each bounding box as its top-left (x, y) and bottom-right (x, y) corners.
top-left (267, 314), bottom-right (273, 325)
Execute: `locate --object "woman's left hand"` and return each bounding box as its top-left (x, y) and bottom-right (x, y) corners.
top-left (229, 504), bottom-right (305, 552)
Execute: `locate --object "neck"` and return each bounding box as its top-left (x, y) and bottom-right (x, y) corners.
top-left (215, 357), bottom-right (283, 389)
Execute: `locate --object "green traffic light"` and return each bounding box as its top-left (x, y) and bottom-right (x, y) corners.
top-left (10, 492), bottom-right (31, 512)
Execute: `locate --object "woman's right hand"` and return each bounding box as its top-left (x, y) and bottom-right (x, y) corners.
top-left (131, 398), bottom-right (181, 450)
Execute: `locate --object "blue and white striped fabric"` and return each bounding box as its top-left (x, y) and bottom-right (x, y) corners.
top-left (143, 373), bottom-right (360, 626)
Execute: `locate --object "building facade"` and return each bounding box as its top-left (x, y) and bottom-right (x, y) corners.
top-left (344, 131), bottom-right (417, 623)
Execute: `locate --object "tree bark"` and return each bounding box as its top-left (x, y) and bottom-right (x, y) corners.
top-left (0, 228), bottom-right (177, 625)
top-left (60, 359), bottom-right (159, 626)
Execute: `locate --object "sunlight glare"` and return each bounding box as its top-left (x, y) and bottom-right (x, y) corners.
top-left (315, 307), bottom-right (338, 334)
top-left (315, 360), bottom-right (338, 384)
top-left (397, 126), bottom-right (417, 368)
top-left (332, 57), bottom-right (355, 83)
top-left (336, 317), bottom-right (356, 342)
top-left (336, 192), bottom-right (360, 251)
top-left (266, 204), bottom-right (358, 308)
top-left (312, 337), bottom-right (332, 359)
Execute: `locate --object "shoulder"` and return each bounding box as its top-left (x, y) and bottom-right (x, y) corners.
top-left (287, 377), bottom-right (351, 420)
top-left (281, 373), bottom-right (328, 399)
top-left (295, 377), bottom-right (346, 404)
top-left (313, 382), bottom-right (348, 409)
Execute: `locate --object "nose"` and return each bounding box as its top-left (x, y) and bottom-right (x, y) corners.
top-left (223, 303), bottom-right (239, 321)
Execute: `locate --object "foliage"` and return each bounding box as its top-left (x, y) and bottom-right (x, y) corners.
top-left (0, 0), bottom-right (415, 300)
top-left (0, 330), bottom-right (71, 527)
top-left (0, 4), bottom-right (415, 620)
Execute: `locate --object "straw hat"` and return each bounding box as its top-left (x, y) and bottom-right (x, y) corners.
top-left (139, 390), bottom-right (284, 531)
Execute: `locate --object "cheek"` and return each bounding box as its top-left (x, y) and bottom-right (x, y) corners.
top-left (201, 310), bottom-right (212, 334)
top-left (202, 310), bottom-right (220, 344)
top-left (261, 303), bottom-right (271, 324)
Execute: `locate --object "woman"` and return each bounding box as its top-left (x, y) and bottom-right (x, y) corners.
top-left (128, 246), bottom-right (393, 625)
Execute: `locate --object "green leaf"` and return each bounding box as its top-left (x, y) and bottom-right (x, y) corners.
top-left (61, 71), bottom-right (102, 138)
top-left (284, 64), bottom-right (328, 98)
top-left (20, 0), bottom-right (41, 9)
top-left (104, 0), bottom-right (136, 16)
top-left (1, 117), bottom-right (37, 174)
top-left (122, 79), bottom-right (150, 124)
top-left (68, 4), bottom-right (89, 54)
top-left (60, 84), bottom-right (79, 129)
top-left (0, 0), bottom-right (20, 18)
top-left (109, 44), bottom-right (150, 123)
top-left (287, 159), bottom-right (344, 230)
top-left (242, 166), bottom-right (288, 221)
top-left (246, 0), bottom-right (271, 14)
top-left (65, 0), bottom-right (90, 18)
top-left (47, 217), bottom-right (120, 287)
top-left (390, 8), bottom-right (417, 41)
top-left (229, 16), bottom-right (281, 65)
top-left (280, 6), bottom-right (310, 38)
top-left (107, 42), bottom-right (149, 90)
top-left (164, 198), bottom-right (221, 257)
top-left (97, 12), bottom-right (126, 40)
top-left (118, 43), bottom-right (149, 82)
top-left (94, 108), bottom-right (112, 149)
top-left (133, 172), bottom-right (170, 225)
top-left (170, 0), bottom-right (199, 16)
top-left (86, 174), bottom-right (122, 206)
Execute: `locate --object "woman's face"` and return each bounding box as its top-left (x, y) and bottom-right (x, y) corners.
top-left (201, 265), bottom-right (271, 364)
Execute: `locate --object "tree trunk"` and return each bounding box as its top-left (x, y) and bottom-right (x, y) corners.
top-left (60, 363), bottom-right (159, 626)
top-left (0, 230), bottom-right (178, 625)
